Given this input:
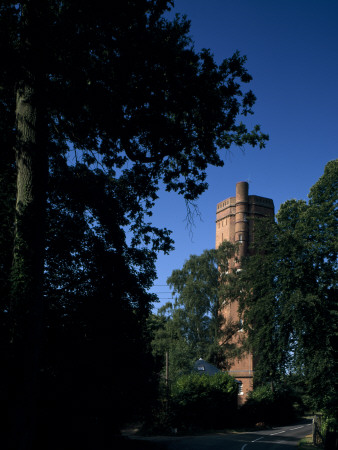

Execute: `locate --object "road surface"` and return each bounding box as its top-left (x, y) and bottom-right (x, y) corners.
top-left (130, 420), bottom-right (312, 450)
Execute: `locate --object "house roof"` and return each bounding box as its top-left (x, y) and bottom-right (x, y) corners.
top-left (193, 358), bottom-right (220, 376)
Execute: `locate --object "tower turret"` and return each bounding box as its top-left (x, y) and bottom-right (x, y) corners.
top-left (235, 181), bottom-right (249, 261)
top-left (216, 182), bottom-right (274, 404)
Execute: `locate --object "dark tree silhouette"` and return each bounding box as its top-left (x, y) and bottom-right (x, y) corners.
top-left (0, 1), bottom-right (268, 448)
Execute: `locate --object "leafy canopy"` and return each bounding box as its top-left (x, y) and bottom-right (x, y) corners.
top-left (150, 242), bottom-right (240, 382)
top-left (1, 0), bottom-right (269, 442)
top-left (232, 160), bottom-right (337, 415)
top-left (2, 0), bottom-right (269, 320)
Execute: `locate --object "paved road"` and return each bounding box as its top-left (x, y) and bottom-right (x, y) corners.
top-left (131, 420), bottom-right (312, 450)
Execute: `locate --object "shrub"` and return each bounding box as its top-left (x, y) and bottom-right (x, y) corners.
top-left (239, 384), bottom-right (297, 426)
top-left (171, 372), bottom-right (238, 429)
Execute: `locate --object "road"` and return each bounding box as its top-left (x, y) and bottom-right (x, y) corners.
top-left (130, 420), bottom-right (312, 450)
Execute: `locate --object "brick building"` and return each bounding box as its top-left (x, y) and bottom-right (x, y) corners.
top-left (215, 181), bottom-right (274, 403)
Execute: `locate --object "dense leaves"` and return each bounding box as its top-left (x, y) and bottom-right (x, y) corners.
top-left (171, 372), bottom-right (238, 429)
top-left (1, 0), bottom-right (268, 447)
top-left (239, 384), bottom-right (297, 426)
top-left (231, 160), bottom-right (337, 415)
top-left (166, 250), bottom-right (220, 360)
top-left (150, 253), bottom-right (215, 384)
top-left (150, 242), bottom-right (240, 382)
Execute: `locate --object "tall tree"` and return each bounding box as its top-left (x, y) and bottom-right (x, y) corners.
top-left (275, 159), bottom-right (337, 414)
top-left (1, 0), bottom-right (268, 447)
top-left (233, 160), bottom-right (337, 414)
top-left (224, 218), bottom-right (289, 385)
top-left (151, 242), bottom-right (240, 382)
top-left (152, 249), bottom-right (220, 382)
top-left (167, 249), bottom-right (220, 360)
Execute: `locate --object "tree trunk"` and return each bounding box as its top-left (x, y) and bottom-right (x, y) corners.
top-left (9, 77), bottom-right (47, 450)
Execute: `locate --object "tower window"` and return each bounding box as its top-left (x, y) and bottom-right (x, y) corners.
top-left (237, 381), bottom-right (243, 395)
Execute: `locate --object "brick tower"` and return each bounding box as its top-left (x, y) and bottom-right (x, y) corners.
top-left (216, 182), bottom-right (274, 403)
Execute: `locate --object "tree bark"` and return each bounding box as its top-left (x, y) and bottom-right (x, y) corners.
top-left (9, 76), bottom-right (47, 450)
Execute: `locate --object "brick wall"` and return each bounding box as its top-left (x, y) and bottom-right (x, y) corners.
top-left (216, 182), bottom-right (274, 402)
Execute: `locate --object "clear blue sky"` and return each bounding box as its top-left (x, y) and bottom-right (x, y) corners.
top-left (149, 0), bottom-right (338, 309)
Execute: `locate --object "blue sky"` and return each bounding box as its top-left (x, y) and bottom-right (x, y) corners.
top-left (149, 0), bottom-right (338, 309)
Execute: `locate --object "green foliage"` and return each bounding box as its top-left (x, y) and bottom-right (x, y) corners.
top-left (1, 0), bottom-right (268, 444)
top-left (239, 384), bottom-right (297, 426)
top-left (230, 160), bottom-right (337, 416)
top-left (166, 249), bottom-right (220, 360)
top-left (150, 244), bottom-right (240, 383)
top-left (321, 414), bottom-right (338, 437)
top-left (249, 384), bottom-right (275, 402)
top-left (171, 372), bottom-right (238, 429)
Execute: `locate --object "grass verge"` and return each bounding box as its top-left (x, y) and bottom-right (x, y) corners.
top-left (299, 434), bottom-right (315, 450)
